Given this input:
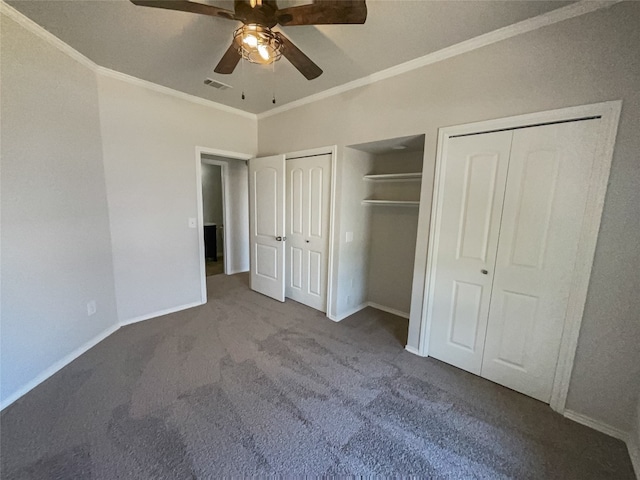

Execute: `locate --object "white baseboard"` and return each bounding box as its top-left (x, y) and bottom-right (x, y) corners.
top-left (405, 345), bottom-right (425, 357)
top-left (119, 301), bottom-right (204, 327)
top-left (1, 298), bottom-right (209, 411)
top-left (628, 434), bottom-right (640, 479)
top-left (564, 409), bottom-right (628, 441)
top-left (225, 268), bottom-right (249, 275)
top-left (367, 302), bottom-right (410, 319)
top-left (327, 302), bottom-right (368, 322)
top-left (0, 323), bottom-right (120, 411)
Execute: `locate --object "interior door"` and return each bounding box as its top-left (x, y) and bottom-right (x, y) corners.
top-left (286, 154), bottom-right (332, 311)
top-left (480, 119), bottom-right (600, 402)
top-left (248, 154), bottom-right (286, 301)
top-left (427, 131), bottom-right (513, 374)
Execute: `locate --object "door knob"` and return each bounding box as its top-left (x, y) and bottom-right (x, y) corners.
top-left (481, 269), bottom-right (488, 275)
top-left (276, 236), bottom-right (282, 241)
top-left (305, 240), bottom-right (310, 243)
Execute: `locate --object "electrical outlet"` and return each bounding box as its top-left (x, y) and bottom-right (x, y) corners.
top-left (87, 300), bottom-right (97, 316)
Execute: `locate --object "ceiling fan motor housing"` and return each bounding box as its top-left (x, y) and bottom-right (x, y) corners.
top-left (234, 0), bottom-right (278, 27)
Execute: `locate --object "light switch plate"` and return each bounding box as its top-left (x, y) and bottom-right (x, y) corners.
top-left (346, 231), bottom-right (354, 243)
top-left (188, 218), bottom-right (197, 228)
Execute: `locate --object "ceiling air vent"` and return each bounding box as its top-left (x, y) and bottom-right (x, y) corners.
top-left (204, 78), bottom-right (232, 90)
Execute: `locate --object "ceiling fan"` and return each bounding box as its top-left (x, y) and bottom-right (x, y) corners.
top-left (130, 0), bottom-right (368, 80)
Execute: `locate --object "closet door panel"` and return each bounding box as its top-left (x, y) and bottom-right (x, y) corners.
top-left (481, 120), bottom-right (600, 402)
top-left (428, 131), bottom-right (513, 374)
top-left (286, 154), bottom-right (331, 312)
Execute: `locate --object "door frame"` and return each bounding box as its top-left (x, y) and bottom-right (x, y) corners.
top-left (285, 146), bottom-right (338, 317)
top-left (415, 100), bottom-right (622, 413)
top-left (195, 146), bottom-right (253, 303)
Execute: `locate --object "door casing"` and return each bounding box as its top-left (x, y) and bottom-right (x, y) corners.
top-left (412, 101), bottom-right (622, 414)
top-left (195, 146), bottom-right (253, 304)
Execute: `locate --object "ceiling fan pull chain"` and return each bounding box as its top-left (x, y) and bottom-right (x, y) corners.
top-left (272, 60), bottom-right (276, 104)
top-left (241, 55), bottom-right (246, 100)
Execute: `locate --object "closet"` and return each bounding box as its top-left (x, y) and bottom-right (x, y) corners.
top-left (342, 135), bottom-right (425, 318)
top-left (248, 151), bottom-right (332, 312)
top-left (426, 118), bottom-right (601, 403)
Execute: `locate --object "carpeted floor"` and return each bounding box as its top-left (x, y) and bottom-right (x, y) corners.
top-left (205, 257), bottom-right (224, 276)
top-left (0, 273), bottom-right (635, 478)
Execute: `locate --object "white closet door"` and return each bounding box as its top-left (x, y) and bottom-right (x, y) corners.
top-left (249, 155), bottom-right (286, 302)
top-left (480, 120), bottom-right (600, 402)
top-left (286, 154), bottom-right (332, 311)
top-left (428, 131), bottom-right (513, 374)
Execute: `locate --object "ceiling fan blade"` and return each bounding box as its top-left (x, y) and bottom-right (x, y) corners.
top-left (130, 1), bottom-right (236, 20)
top-left (214, 43), bottom-right (242, 74)
top-left (276, 0), bottom-right (367, 26)
top-left (276, 32), bottom-right (322, 80)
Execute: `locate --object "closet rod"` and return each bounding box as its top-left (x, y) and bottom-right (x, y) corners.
top-left (450, 115), bottom-right (601, 138)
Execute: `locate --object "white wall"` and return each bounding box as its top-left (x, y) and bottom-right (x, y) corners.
top-left (202, 163), bottom-right (223, 227)
top-left (201, 154), bottom-right (250, 274)
top-left (0, 15), bottom-right (118, 406)
top-left (333, 148), bottom-right (373, 318)
top-left (258, 2), bottom-right (640, 434)
top-left (98, 74), bottom-right (257, 323)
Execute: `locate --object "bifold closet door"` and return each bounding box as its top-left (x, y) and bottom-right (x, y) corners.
top-left (427, 131), bottom-right (513, 374)
top-left (286, 154), bottom-right (331, 311)
top-left (248, 155), bottom-right (286, 302)
top-left (480, 120), bottom-right (600, 402)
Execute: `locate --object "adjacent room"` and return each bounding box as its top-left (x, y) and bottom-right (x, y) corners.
top-left (1, 0), bottom-right (639, 477)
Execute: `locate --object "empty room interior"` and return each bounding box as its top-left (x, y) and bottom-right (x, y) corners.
top-left (1, 0), bottom-right (640, 477)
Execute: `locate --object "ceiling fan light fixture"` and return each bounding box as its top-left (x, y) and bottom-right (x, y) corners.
top-left (234, 24), bottom-right (282, 66)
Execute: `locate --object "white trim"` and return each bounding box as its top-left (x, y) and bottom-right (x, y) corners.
top-left (405, 345), bottom-right (425, 357)
top-left (367, 302), bottom-right (409, 320)
top-left (416, 101), bottom-right (622, 414)
top-left (0, 1), bottom-right (97, 70)
top-left (0, 1), bottom-right (256, 121)
top-left (3, 0), bottom-right (620, 121)
top-left (0, 323), bottom-right (119, 410)
top-left (195, 146), bottom-right (253, 302)
top-left (256, 1), bottom-right (622, 120)
top-left (628, 434), bottom-right (640, 479)
top-left (284, 145), bottom-right (338, 321)
top-left (225, 268), bottom-right (250, 275)
top-left (119, 300), bottom-right (203, 327)
top-left (96, 67), bottom-right (256, 120)
top-left (564, 410), bottom-right (628, 442)
top-left (327, 302), bottom-right (368, 322)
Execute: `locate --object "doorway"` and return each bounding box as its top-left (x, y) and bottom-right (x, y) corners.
top-left (201, 161), bottom-right (225, 276)
top-left (196, 147), bottom-right (252, 302)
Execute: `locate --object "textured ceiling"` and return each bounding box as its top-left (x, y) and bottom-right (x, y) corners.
top-left (7, 0), bottom-right (573, 114)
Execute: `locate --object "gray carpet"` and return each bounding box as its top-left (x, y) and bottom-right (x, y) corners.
top-left (1, 273), bottom-right (635, 479)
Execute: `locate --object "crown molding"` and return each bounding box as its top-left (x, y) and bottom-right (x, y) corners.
top-left (95, 67), bottom-right (256, 120)
top-left (0, 0), bottom-right (256, 121)
top-left (2, 0), bottom-right (621, 123)
top-left (0, 0), bottom-right (97, 70)
top-left (256, 0), bottom-right (623, 120)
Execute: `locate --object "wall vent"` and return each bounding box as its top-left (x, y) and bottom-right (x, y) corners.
top-left (204, 78), bottom-right (233, 90)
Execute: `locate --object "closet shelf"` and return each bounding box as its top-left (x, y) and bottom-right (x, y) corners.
top-left (362, 200), bottom-right (420, 207)
top-left (363, 172), bottom-right (422, 181)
